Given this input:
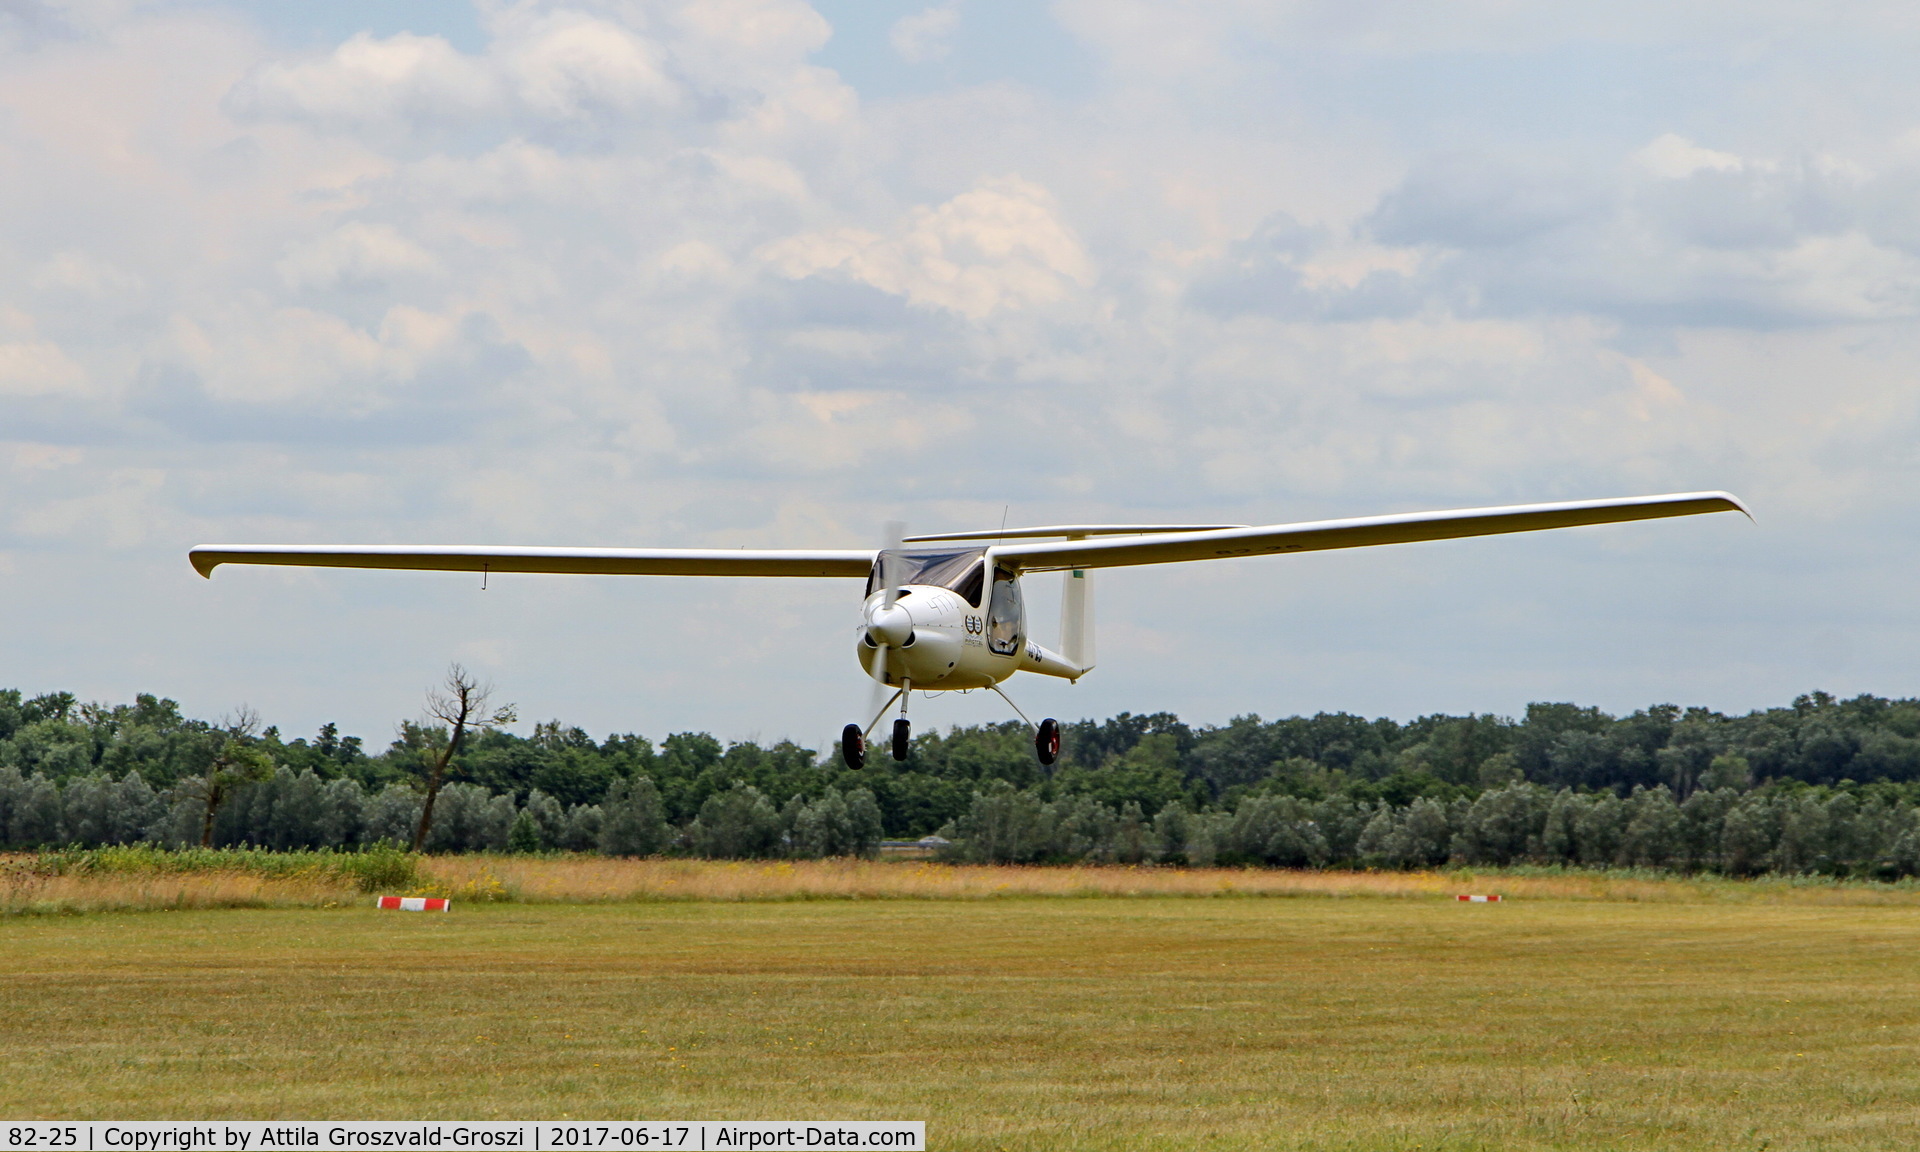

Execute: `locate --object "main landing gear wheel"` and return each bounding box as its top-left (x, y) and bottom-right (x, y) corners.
top-left (892, 717), bottom-right (912, 761)
top-left (1035, 717), bottom-right (1060, 766)
top-left (841, 723), bottom-right (866, 770)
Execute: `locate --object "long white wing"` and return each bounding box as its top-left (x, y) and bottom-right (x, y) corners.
top-left (189, 544), bottom-right (875, 579)
top-left (989, 492), bottom-right (1748, 573)
top-left (905, 524), bottom-right (1247, 543)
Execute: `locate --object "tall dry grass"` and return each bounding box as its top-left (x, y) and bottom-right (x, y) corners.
top-left (0, 845), bottom-right (414, 914)
top-left (11, 852), bottom-right (1920, 914)
top-left (424, 855), bottom-right (1920, 906)
top-left (0, 862), bottom-right (361, 913)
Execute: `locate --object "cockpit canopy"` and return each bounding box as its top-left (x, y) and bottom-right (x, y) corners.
top-left (867, 548), bottom-right (987, 606)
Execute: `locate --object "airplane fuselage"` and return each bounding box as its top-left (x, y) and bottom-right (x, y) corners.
top-left (856, 581), bottom-right (1082, 690)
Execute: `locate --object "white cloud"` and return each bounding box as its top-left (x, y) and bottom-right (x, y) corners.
top-left (761, 176), bottom-right (1092, 318)
top-left (1635, 133), bottom-right (1743, 180)
top-left (233, 31), bottom-right (500, 125)
top-left (889, 4), bottom-right (960, 63)
top-left (0, 338), bottom-right (89, 397)
top-left (496, 9), bottom-right (680, 117)
top-left (668, 0), bottom-right (834, 83)
top-left (229, 0), bottom-right (846, 139)
top-left (31, 251), bottom-right (143, 299)
top-left (275, 222), bottom-right (440, 291)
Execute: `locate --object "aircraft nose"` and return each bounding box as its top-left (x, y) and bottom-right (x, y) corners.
top-left (866, 602), bottom-right (914, 647)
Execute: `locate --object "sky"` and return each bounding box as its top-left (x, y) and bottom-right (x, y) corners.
top-left (2, 0), bottom-right (1919, 751)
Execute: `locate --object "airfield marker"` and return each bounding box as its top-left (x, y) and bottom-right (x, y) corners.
top-left (1456, 894), bottom-right (1502, 902)
top-left (376, 896), bottom-right (450, 911)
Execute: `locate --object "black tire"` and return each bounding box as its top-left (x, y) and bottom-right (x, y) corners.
top-left (1035, 717), bottom-right (1060, 766)
top-left (841, 723), bottom-right (866, 770)
top-left (892, 717), bottom-right (912, 761)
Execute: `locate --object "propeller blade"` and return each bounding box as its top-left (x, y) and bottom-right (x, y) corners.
top-left (881, 519), bottom-right (905, 608)
top-left (868, 642), bottom-right (890, 725)
top-left (867, 520), bottom-right (906, 728)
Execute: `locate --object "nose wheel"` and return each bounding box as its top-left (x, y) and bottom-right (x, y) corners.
top-left (843, 683), bottom-right (914, 769)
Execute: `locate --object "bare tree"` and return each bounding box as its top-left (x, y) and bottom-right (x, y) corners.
top-left (195, 706), bottom-right (274, 848)
top-left (410, 664), bottom-right (517, 852)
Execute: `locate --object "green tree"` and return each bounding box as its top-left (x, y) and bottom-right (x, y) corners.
top-left (789, 787), bottom-right (884, 858)
top-left (190, 709), bottom-right (274, 847)
top-left (1701, 752), bottom-right (1752, 792)
top-left (1383, 797), bottom-right (1453, 868)
top-left (600, 775), bottom-right (671, 856)
top-left (1619, 785), bottom-right (1686, 869)
top-left (507, 810), bottom-right (544, 854)
top-left (944, 783), bottom-right (1053, 863)
top-left (690, 783), bottom-right (781, 858)
top-left (1455, 783), bottom-right (1549, 866)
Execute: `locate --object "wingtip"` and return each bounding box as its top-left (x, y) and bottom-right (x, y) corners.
top-left (1706, 490), bottom-right (1754, 522)
top-left (188, 549), bottom-right (218, 579)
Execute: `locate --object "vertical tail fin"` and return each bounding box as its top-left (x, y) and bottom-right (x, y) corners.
top-left (1061, 566), bottom-right (1094, 676)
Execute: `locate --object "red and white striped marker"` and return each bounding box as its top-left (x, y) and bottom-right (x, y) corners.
top-left (1455, 894), bottom-right (1502, 902)
top-left (376, 896), bottom-right (450, 912)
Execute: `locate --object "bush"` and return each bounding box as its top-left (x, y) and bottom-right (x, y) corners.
top-left (337, 843), bottom-right (421, 891)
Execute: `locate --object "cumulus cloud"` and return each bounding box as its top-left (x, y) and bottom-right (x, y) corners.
top-left (227, 0), bottom-right (846, 143)
top-left (2, 0), bottom-right (1920, 739)
top-left (890, 4), bottom-right (960, 63)
top-left (496, 9), bottom-right (679, 118)
top-left (1207, 137), bottom-right (1920, 329)
top-left (275, 223), bottom-right (440, 291)
top-left (0, 337), bottom-right (89, 397)
top-left (231, 31), bottom-right (500, 125)
top-left (761, 176), bottom-right (1091, 318)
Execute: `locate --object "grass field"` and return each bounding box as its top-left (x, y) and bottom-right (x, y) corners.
top-left (5, 879), bottom-right (1920, 1149)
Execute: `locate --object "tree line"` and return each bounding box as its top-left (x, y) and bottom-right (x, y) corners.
top-left (938, 781), bottom-right (1920, 875)
top-left (6, 684), bottom-right (1920, 873)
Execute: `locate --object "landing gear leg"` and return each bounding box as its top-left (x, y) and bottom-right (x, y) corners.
top-left (892, 684), bottom-right (912, 761)
top-left (860, 687), bottom-right (904, 740)
top-left (988, 684), bottom-right (1063, 766)
top-left (851, 681), bottom-right (911, 768)
top-left (988, 683), bottom-right (1035, 727)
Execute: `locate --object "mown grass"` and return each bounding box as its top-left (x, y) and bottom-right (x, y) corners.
top-left (3, 897), bottom-right (1919, 1149)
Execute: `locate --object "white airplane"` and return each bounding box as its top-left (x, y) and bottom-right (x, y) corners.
top-left (189, 490), bottom-right (1747, 769)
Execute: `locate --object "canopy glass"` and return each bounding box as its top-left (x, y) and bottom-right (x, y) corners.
top-left (867, 548), bottom-right (987, 605)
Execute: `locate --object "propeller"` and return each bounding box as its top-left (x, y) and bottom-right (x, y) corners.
top-left (866, 520), bottom-right (910, 721)
top-left (843, 520), bottom-right (916, 769)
